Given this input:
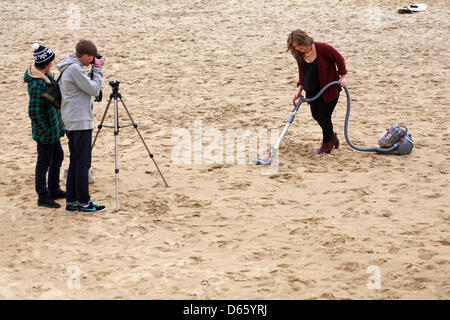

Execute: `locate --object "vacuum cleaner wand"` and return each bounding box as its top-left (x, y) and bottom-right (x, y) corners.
top-left (254, 81), bottom-right (413, 165)
top-left (253, 81), bottom-right (341, 165)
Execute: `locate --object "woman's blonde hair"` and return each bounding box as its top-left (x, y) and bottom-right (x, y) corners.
top-left (286, 29), bottom-right (314, 61)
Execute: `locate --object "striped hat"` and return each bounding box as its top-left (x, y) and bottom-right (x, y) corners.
top-left (32, 43), bottom-right (55, 68)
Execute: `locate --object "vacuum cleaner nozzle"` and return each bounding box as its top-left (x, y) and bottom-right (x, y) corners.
top-left (253, 153), bottom-right (273, 165)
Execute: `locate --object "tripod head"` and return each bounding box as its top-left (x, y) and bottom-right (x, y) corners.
top-left (109, 81), bottom-right (121, 98)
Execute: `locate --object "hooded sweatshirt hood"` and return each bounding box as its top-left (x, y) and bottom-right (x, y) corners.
top-left (24, 64), bottom-right (52, 84)
top-left (57, 54), bottom-right (80, 74)
top-left (56, 54), bottom-right (102, 131)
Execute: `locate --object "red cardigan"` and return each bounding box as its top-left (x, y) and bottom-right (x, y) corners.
top-left (297, 42), bottom-right (347, 103)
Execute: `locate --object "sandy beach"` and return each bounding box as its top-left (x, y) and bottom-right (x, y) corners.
top-left (0, 0), bottom-right (449, 299)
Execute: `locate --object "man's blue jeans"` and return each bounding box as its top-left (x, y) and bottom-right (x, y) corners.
top-left (66, 129), bottom-right (92, 206)
top-left (36, 140), bottom-right (64, 200)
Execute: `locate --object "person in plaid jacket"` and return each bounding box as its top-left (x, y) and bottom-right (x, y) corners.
top-left (24, 43), bottom-right (65, 208)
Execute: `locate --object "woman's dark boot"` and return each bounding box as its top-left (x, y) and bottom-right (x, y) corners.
top-left (330, 133), bottom-right (339, 149)
top-left (315, 142), bottom-right (333, 154)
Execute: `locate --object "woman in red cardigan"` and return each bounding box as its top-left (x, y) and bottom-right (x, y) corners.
top-left (287, 29), bottom-right (347, 154)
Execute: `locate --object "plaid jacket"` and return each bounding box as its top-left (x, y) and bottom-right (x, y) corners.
top-left (24, 67), bottom-right (65, 144)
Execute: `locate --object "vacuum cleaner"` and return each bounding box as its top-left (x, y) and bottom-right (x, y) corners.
top-left (253, 80), bottom-right (414, 165)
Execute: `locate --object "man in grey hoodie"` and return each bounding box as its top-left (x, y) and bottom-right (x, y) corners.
top-left (58, 39), bottom-right (106, 213)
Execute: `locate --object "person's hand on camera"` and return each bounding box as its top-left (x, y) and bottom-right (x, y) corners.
top-left (94, 56), bottom-right (105, 67)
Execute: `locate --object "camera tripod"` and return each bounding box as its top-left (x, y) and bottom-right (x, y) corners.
top-left (92, 81), bottom-right (169, 213)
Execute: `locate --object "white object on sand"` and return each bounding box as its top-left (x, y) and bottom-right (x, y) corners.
top-left (63, 167), bottom-right (95, 184)
top-left (398, 3), bottom-right (427, 14)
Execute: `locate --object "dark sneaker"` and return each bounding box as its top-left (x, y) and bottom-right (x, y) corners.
top-left (38, 198), bottom-right (61, 208)
top-left (78, 202), bottom-right (106, 213)
top-left (50, 189), bottom-right (66, 200)
top-left (65, 204), bottom-right (79, 213)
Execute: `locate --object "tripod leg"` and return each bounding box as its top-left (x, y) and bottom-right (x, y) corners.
top-left (92, 96), bottom-right (113, 151)
top-left (119, 97), bottom-right (169, 187)
top-left (114, 97), bottom-right (120, 212)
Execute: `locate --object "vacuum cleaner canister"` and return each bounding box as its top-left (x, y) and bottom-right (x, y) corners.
top-left (377, 125), bottom-right (414, 155)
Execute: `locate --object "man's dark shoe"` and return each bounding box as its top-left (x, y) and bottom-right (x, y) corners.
top-left (38, 198), bottom-right (61, 208)
top-left (78, 201), bottom-right (106, 213)
top-left (50, 190), bottom-right (66, 200)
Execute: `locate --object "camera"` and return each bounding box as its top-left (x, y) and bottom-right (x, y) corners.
top-left (93, 54), bottom-right (103, 102)
top-left (109, 80), bottom-right (120, 88)
top-left (109, 81), bottom-right (120, 95)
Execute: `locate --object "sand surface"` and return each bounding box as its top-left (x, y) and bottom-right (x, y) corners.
top-left (0, 0), bottom-right (449, 299)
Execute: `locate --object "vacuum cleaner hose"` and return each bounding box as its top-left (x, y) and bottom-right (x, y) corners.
top-left (341, 85), bottom-right (401, 153)
top-left (305, 81), bottom-right (401, 153)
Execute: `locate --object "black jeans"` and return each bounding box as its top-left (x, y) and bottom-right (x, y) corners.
top-left (309, 93), bottom-right (339, 143)
top-left (66, 129), bottom-right (92, 206)
top-left (36, 140), bottom-right (64, 200)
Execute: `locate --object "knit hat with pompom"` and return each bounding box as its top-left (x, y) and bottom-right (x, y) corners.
top-left (32, 43), bottom-right (55, 68)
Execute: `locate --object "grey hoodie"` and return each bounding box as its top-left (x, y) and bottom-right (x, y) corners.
top-left (57, 55), bottom-right (102, 130)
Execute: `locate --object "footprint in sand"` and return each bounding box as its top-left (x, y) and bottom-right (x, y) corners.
top-left (174, 194), bottom-right (212, 208)
top-left (288, 276), bottom-right (316, 291)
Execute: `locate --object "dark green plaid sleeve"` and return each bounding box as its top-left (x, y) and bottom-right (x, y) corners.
top-left (28, 80), bottom-right (50, 142)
